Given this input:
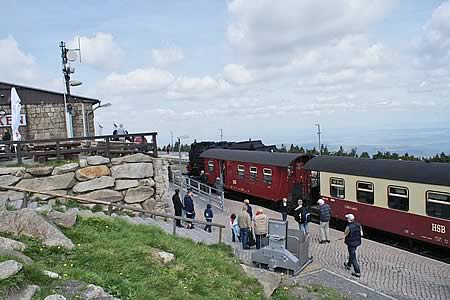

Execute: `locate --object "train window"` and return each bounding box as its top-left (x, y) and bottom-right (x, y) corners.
top-left (237, 165), bottom-right (245, 178)
top-left (330, 177), bottom-right (345, 198)
top-left (356, 181), bottom-right (374, 204)
top-left (426, 192), bottom-right (450, 220)
top-left (250, 166), bottom-right (257, 181)
top-left (208, 160), bottom-right (214, 172)
top-left (388, 186), bottom-right (409, 211)
top-left (263, 168), bottom-right (272, 184)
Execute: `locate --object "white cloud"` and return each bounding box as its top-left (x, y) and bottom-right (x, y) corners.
top-left (167, 76), bottom-right (232, 99)
top-left (415, 1), bottom-right (450, 68)
top-left (151, 47), bottom-right (184, 66)
top-left (70, 33), bottom-right (123, 70)
top-left (98, 68), bottom-right (175, 94)
top-left (0, 36), bottom-right (36, 82)
top-left (223, 35), bottom-right (389, 87)
top-left (227, 0), bottom-right (395, 54)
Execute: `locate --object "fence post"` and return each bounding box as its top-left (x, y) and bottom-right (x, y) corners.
top-left (219, 227), bottom-right (223, 244)
top-left (107, 204), bottom-right (113, 216)
top-left (16, 143), bottom-right (22, 165)
top-left (152, 134), bottom-right (158, 157)
top-left (105, 137), bottom-right (111, 159)
top-left (56, 140), bottom-right (61, 160)
top-left (23, 192), bottom-right (29, 209)
top-left (172, 218), bottom-right (177, 235)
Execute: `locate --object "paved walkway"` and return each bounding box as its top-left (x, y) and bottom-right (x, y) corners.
top-left (164, 185), bottom-right (450, 300)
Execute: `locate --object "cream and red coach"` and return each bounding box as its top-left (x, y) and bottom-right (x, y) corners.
top-left (200, 149), bottom-right (313, 205)
top-left (304, 156), bottom-right (450, 249)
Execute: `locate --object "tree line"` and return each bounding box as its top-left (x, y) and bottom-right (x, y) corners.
top-left (284, 144), bottom-right (450, 163)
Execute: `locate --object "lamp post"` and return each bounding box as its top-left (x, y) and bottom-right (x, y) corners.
top-left (60, 41), bottom-right (82, 138)
top-left (315, 124), bottom-right (321, 155)
top-left (85, 102), bottom-right (111, 136)
top-left (177, 135), bottom-right (189, 189)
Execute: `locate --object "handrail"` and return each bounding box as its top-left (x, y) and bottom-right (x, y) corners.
top-left (0, 132), bottom-right (158, 145)
top-left (0, 185), bottom-right (226, 243)
top-left (0, 132), bottom-right (159, 163)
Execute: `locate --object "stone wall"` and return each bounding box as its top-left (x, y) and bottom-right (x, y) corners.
top-left (0, 153), bottom-right (170, 215)
top-left (0, 102), bottom-right (95, 140)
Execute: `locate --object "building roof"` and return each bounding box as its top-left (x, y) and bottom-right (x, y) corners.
top-left (0, 81), bottom-right (100, 105)
top-left (200, 149), bottom-right (308, 167)
top-left (304, 156), bottom-right (450, 187)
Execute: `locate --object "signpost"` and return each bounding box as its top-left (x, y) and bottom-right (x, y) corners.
top-left (0, 114), bottom-right (27, 127)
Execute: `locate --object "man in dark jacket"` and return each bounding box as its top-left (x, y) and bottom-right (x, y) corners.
top-left (183, 190), bottom-right (195, 229)
top-left (318, 199), bottom-right (331, 243)
top-left (280, 197), bottom-right (288, 221)
top-left (203, 203), bottom-right (214, 233)
top-left (294, 199), bottom-right (310, 235)
top-left (172, 189), bottom-right (183, 227)
top-left (344, 213), bottom-right (363, 277)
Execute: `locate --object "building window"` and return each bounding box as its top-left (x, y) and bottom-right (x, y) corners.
top-left (208, 160), bottom-right (214, 172)
top-left (250, 166), bottom-right (257, 181)
top-left (263, 168), bottom-right (272, 184)
top-left (426, 191), bottom-right (450, 220)
top-left (356, 181), bottom-right (374, 204)
top-left (237, 165), bottom-right (245, 178)
top-left (388, 186), bottom-right (409, 211)
top-left (330, 177), bottom-right (345, 198)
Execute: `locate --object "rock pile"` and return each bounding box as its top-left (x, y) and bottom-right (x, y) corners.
top-left (0, 153), bottom-right (170, 215)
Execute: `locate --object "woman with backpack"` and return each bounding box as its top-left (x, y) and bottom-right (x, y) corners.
top-left (294, 199), bottom-right (310, 236)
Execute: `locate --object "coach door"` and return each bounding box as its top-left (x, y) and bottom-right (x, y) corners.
top-left (290, 162), bottom-right (312, 204)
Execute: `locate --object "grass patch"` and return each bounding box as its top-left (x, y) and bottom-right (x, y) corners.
top-left (3, 217), bottom-right (263, 299)
top-left (272, 283), bottom-right (349, 300)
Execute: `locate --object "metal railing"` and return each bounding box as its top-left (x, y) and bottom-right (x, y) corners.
top-left (171, 171), bottom-right (225, 211)
top-left (0, 132), bottom-right (158, 164)
top-left (0, 184), bottom-right (226, 244)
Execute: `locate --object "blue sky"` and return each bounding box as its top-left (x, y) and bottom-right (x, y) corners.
top-left (1, 0), bottom-right (449, 152)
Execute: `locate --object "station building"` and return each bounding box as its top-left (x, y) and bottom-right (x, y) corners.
top-left (0, 81), bottom-right (99, 140)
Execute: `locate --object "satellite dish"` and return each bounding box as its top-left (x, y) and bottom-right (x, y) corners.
top-left (67, 51), bottom-right (78, 62)
top-left (70, 80), bottom-right (83, 87)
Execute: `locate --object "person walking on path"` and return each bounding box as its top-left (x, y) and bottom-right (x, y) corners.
top-left (237, 205), bottom-right (252, 250)
top-left (203, 204), bottom-right (214, 233)
top-left (318, 199), bottom-right (331, 243)
top-left (183, 190), bottom-right (196, 229)
top-left (172, 189), bottom-right (184, 227)
top-left (254, 208), bottom-right (268, 249)
top-left (344, 213), bottom-right (363, 277)
top-left (280, 197), bottom-right (289, 221)
top-left (294, 199), bottom-right (310, 236)
top-left (230, 214), bottom-right (240, 242)
top-left (244, 199), bottom-right (253, 219)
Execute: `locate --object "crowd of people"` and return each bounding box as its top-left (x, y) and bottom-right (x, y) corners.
top-left (171, 188), bottom-right (363, 278)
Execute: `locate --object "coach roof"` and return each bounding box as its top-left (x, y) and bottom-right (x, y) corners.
top-left (200, 149), bottom-right (308, 167)
top-left (304, 156), bottom-right (450, 187)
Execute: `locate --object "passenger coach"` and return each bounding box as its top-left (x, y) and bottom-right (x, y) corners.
top-left (304, 156), bottom-right (450, 249)
top-left (200, 149), bottom-right (313, 205)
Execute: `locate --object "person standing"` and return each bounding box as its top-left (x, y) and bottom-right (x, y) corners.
top-left (280, 197), bottom-right (289, 221)
top-left (172, 189), bottom-right (184, 227)
top-left (344, 214), bottom-right (363, 277)
top-left (203, 204), bottom-right (214, 233)
top-left (253, 208), bottom-right (268, 249)
top-left (318, 199), bottom-right (331, 243)
top-left (183, 190), bottom-right (196, 229)
top-left (244, 199), bottom-right (253, 219)
top-left (237, 205), bottom-right (251, 250)
top-left (230, 214), bottom-right (240, 242)
top-left (294, 199), bottom-right (310, 235)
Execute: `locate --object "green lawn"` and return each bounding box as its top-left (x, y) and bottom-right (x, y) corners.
top-left (0, 217), bottom-right (263, 300)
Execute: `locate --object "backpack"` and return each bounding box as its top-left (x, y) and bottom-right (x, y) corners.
top-left (301, 208), bottom-right (311, 223)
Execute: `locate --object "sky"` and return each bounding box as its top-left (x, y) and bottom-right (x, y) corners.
top-left (1, 0), bottom-right (449, 153)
